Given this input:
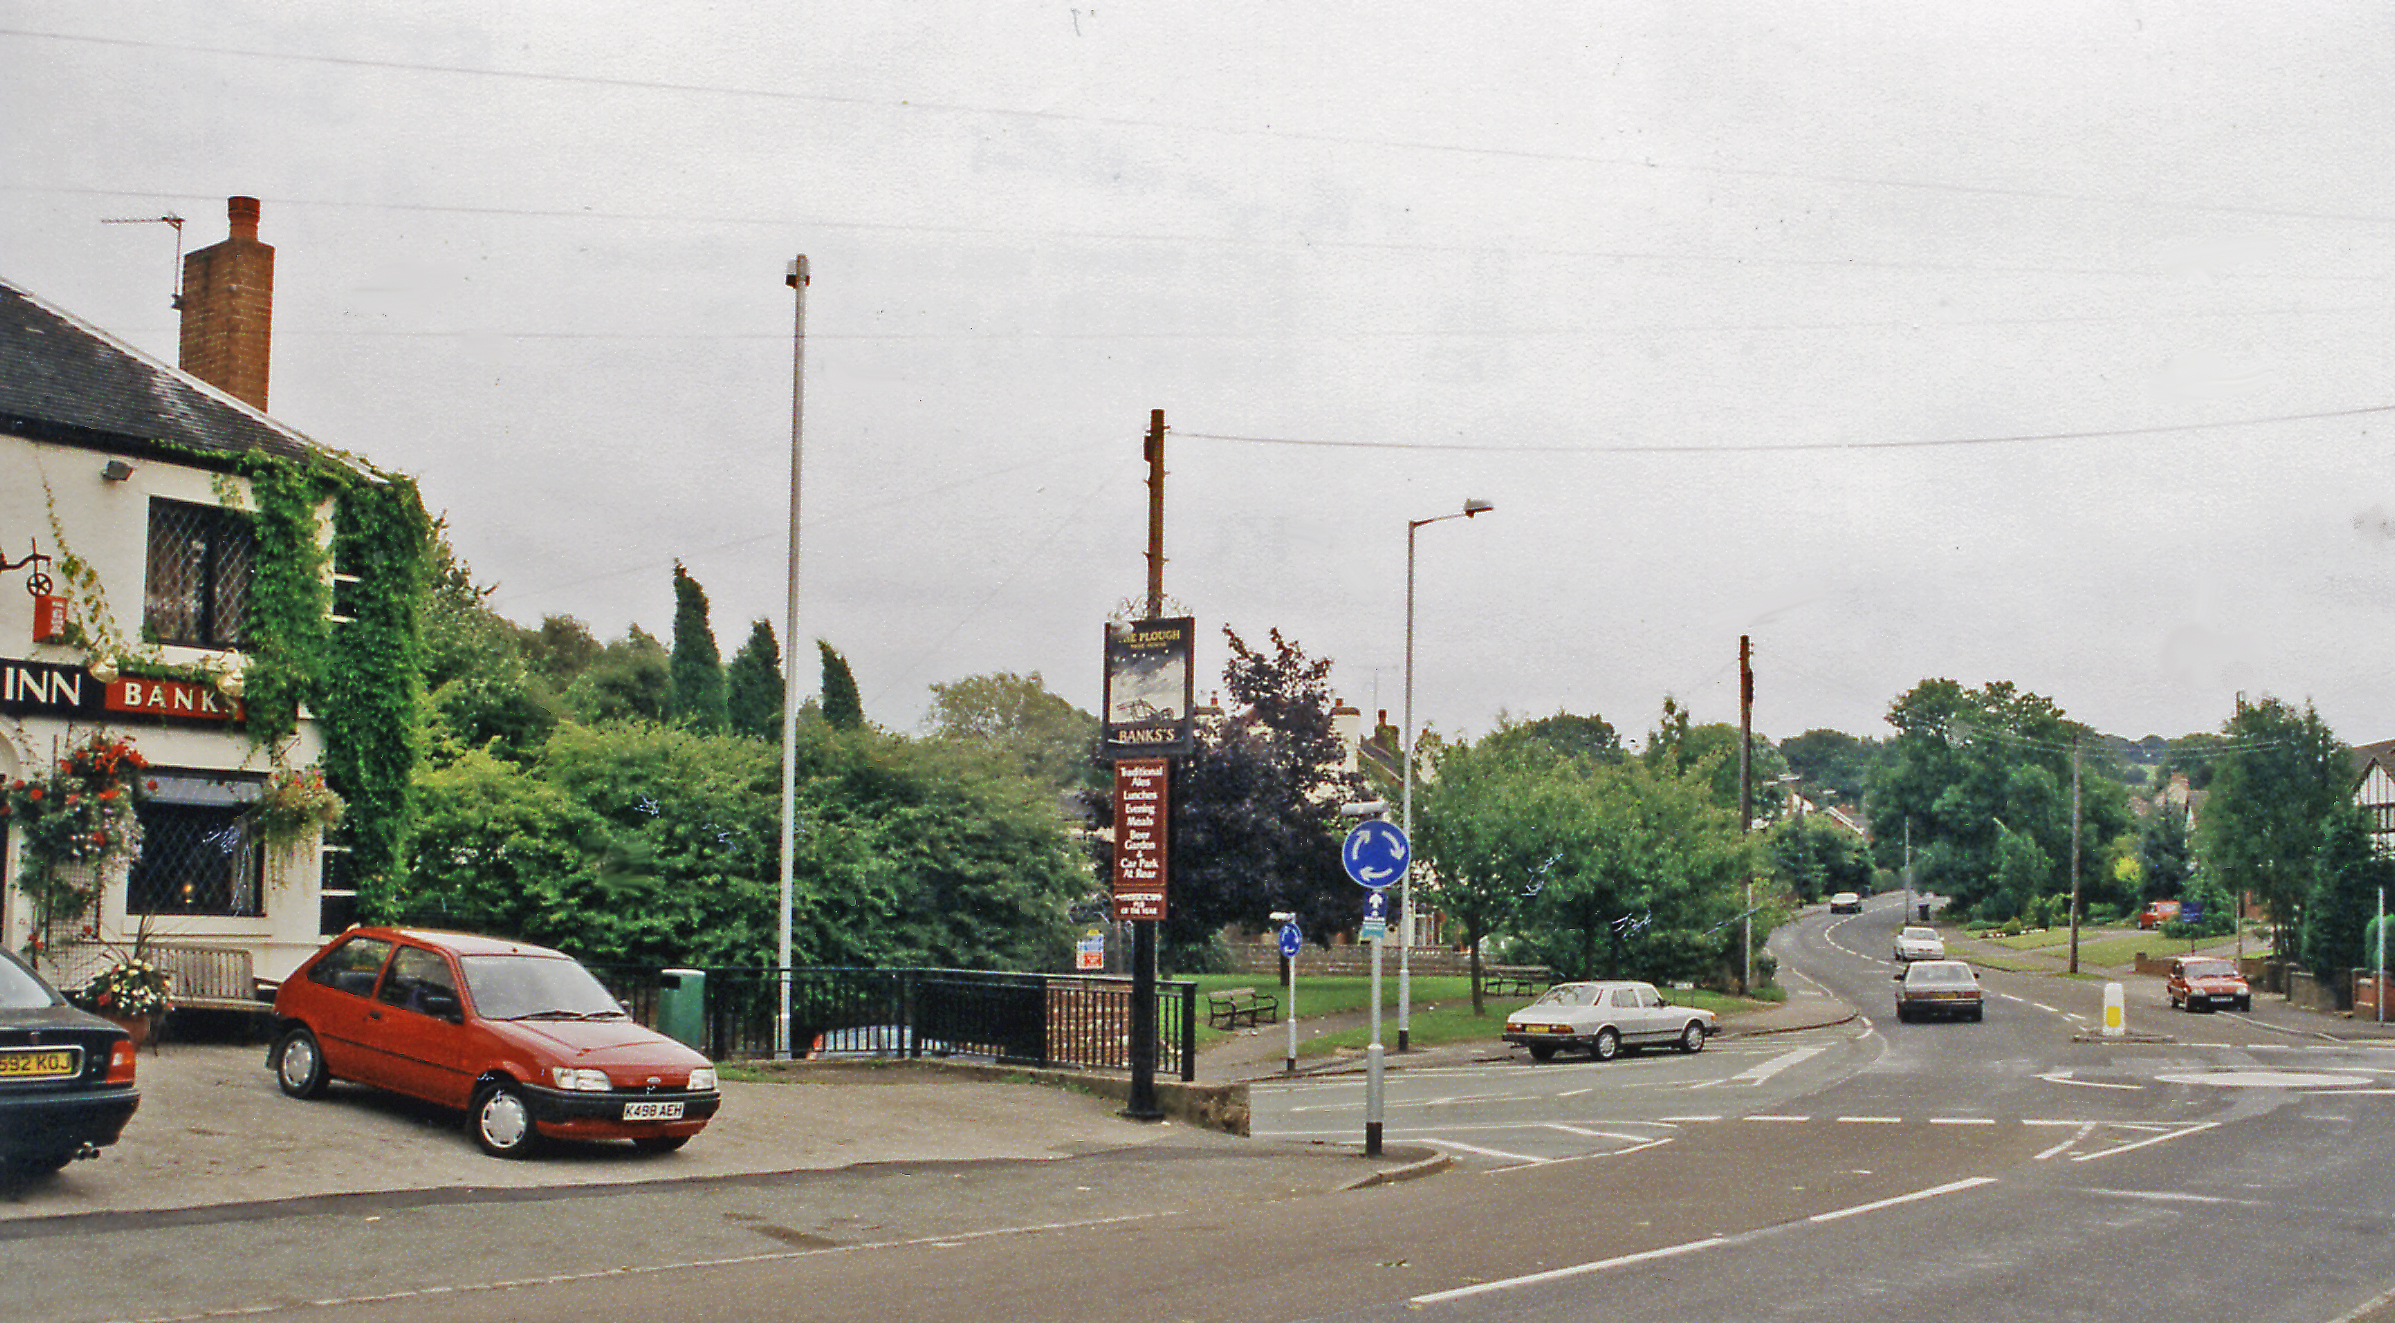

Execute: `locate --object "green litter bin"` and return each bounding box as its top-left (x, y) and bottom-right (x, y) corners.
top-left (657, 968), bottom-right (706, 1051)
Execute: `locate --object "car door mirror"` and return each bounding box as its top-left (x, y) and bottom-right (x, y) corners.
top-left (1891, 970), bottom-right (1906, 981)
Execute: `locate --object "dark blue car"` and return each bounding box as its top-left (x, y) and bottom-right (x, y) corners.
top-left (0, 948), bottom-right (141, 1176)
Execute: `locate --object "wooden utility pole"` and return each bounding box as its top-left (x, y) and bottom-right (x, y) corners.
top-left (2068, 739), bottom-right (2083, 974)
top-left (1739, 635), bottom-right (1754, 993)
top-left (1145, 409), bottom-right (1166, 617)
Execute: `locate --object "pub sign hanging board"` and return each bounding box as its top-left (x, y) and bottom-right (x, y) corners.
top-left (1101, 617), bottom-right (1195, 758)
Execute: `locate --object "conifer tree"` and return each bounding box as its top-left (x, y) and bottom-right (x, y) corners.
top-left (667, 562), bottom-right (728, 731)
top-left (818, 640), bottom-right (864, 730)
top-left (726, 619), bottom-right (783, 741)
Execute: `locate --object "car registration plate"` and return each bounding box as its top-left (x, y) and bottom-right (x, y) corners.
top-left (621, 1100), bottom-right (684, 1122)
top-left (0, 1049), bottom-right (78, 1079)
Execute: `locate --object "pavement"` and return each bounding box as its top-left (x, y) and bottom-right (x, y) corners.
top-left (0, 1035), bottom-right (1443, 1231)
top-left (10, 923), bottom-right (2383, 1231)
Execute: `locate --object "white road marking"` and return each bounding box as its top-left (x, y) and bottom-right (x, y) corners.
top-left (1424, 1137), bottom-right (1550, 1164)
top-left (1547, 1123), bottom-right (1672, 1142)
top-left (2033, 1122), bottom-right (2095, 1160)
top-left (1928, 1117), bottom-right (1995, 1125)
top-left (1659, 1114), bottom-right (1721, 1122)
top-left (1732, 1045), bottom-right (1824, 1084)
top-left (1413, 1235), bottom-right (1728, 1303)
top-left (1837, 1115), bottom-right (1902, 1124)
top-left (1746, 1114), bottom-right (1810, 1122)
top-left (1808, 1176), bottom-right (1999, 1223)
top-left (2038, 1070), bottom-right (2144, 1091)
top-left (1415, 1175), bottom-right (2000, 1305)
top-left (2070, 1121), bottom-right (2219, 1162)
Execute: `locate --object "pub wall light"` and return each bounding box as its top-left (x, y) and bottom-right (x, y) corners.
top-left (101, 460), bottom-right (134, 482)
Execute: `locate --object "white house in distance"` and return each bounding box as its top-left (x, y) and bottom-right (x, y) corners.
top-left (0, 197), bottom-right (424, 986)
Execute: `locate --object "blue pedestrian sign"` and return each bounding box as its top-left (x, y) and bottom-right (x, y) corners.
top-left (2179, 898), bottom-right (2204, 924)
top-left (1277, 921), bottom-right (1302, 958)
top-left (1360, 890), bottom-right (1390, 941)
top-left (1342, 820), bottom-right (1411, 889)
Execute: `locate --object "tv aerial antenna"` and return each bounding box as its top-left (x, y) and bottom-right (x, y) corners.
top-left (100, 212), bottom-right (187, 307)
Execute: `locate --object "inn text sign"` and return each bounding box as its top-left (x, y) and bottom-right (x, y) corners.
top-left (0, 659), bottom-right (244, 725)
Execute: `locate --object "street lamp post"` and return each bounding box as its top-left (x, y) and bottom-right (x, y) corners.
top-left (774, 255), bottom-right (808, 1060)
top-left (1399, 498), bottom-right (1492, 1053)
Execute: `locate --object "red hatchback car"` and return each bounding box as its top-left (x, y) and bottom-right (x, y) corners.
top-left (269, 928), bottom-right (720, 1157)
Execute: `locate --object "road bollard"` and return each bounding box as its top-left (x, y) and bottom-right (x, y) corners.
top-left (2102, 981), bottom-right (2125, 1037)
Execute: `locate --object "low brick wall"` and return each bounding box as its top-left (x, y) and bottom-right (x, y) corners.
top-left (1231, 943), bottom-right (1481, 979)
top-left (746, 1057), bottom-right (1252, 1135)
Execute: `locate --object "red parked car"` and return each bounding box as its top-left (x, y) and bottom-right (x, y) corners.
top-left (269, 928), bottom-right (720, 1158)
top-left (2164, 955), bottom-right (2252, 1013)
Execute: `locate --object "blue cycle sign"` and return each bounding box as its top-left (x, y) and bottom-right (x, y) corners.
top-left (1277, 921), bottom-right (1303, 958)
top-left (1342, 820), bottom-right (1410, 889)
top-left (1360, 890), bottom-right (1390, 941)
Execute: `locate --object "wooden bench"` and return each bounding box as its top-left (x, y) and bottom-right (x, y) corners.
top-left (153, 945), bottom-right (274, 1016)
top-left (1478, 965), bottom-right (1554, 998)
top-left (1205, 985), bottom-right (1279, 1030)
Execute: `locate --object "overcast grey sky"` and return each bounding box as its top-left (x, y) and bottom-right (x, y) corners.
top-left (6, 4), bottom-right (2391, 749)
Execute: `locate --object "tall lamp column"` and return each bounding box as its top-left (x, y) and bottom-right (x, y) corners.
top-left (1399, 498), bottom-right (1492, 1052)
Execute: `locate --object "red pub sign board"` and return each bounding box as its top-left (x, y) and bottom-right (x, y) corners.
top-left (1112, 757), bottom-right (1168, 921)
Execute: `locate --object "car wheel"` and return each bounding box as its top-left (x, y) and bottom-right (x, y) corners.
top-left (2237, 997), bottom-right (2252, 1012)
top-left (471, 1082), bottom-right (540, 1159)
top-left (273, 1027), bottom-right (329, 1099)
top-left (1969, 1007), bottom-right (1983, 1022)
top-left (1592, 1028), bottom-right (1620, 1062)
top-left (1527, 1043), bottom-right (1557, 1062)
top-left (632, 1135), bottom-right (690, 1154)
top-left (1678, 1021), bottom-right (1707, 1054)
top-left (1895, 1004), bottom-right (1912, 1023)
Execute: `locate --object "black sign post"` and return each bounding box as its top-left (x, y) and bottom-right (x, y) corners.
top-left (1104, 617), bottom-right (1194, 1122)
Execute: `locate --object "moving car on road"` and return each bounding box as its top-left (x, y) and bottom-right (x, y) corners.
top-left (269, 928), bottom-right (720, 1158)
top-left (1893, 926), bottom-right (1945, 962)
top-left (0, 947), bottom-right (140, 1177)
top-left (2165, 955), bottom-right (2252, 1012)
top-left (1503, 980), bottom-right (1716, 1062)
top-left (1829, 892), bottom-right (1863, 914)
top-left (1892, 959), bottom-right (1983, 1022)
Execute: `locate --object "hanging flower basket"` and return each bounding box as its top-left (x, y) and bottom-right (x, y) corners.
top-left (254, 764), bottom-right (345, 867)
top-left (3, 733), bottom-right (148, 949)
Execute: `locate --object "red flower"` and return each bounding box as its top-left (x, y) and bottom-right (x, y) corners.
top-left (98, 787), bottom-right (119, 801)
top-left (26, 787), bottom-right (42, 801)
top-left (147, 779), bottom-right (159, 791)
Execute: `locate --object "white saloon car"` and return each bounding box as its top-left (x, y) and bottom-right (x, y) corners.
top-left (1503, 980), bottom-right (1716, 1063)
top-left (1893, 926), bottom-right (1945, 962)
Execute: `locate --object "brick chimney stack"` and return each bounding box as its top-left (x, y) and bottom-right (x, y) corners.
top-left (178, 196), bottom-right (274, 410)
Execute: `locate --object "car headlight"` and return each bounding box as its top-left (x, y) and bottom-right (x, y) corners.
top-left (687, 1067), bottom-right (717, 1092)
top-left (550, 1067), bottom-right (613, 1092)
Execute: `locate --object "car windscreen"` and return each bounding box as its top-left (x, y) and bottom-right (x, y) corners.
top-left (2183, 961), bottom-right (2237, 979)
top-left (0, 953), bottom-right (62, 1009)
top-left (459, 954), bottom-right (628, 1021)
top-left (1909, 964), bottom-right (1973, 985)
top-left (1903, 928), bottom-right (1938, 941)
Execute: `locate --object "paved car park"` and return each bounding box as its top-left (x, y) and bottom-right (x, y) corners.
top-left (0, 1041), bottom-right (1325, 1223)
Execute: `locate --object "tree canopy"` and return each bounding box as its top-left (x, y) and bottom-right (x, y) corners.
top-left (2199, 696), bottom-right (2350, 938)
top-left (1863, 679), bottom-right (2133, 921)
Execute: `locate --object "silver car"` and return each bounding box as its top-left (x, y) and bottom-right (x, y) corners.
top-left (1893, 926), bottom-right (1945, 962)
top-left (1503, 980), bottom-right (1717, 1062)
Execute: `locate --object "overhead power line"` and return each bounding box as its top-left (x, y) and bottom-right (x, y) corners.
top-left (1182, 404), bottom-right (2395, 456)
top-left (9, 26), bottom-right (2395, 228)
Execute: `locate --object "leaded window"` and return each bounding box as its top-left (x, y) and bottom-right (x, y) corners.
top-left (125, 771), bottom-right (265, 917)
top-left (144, 499), bottom-right (255, 648)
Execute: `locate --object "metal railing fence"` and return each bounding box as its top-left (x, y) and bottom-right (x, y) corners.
top-left (589, 965), bottom-right (1198, 1080)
